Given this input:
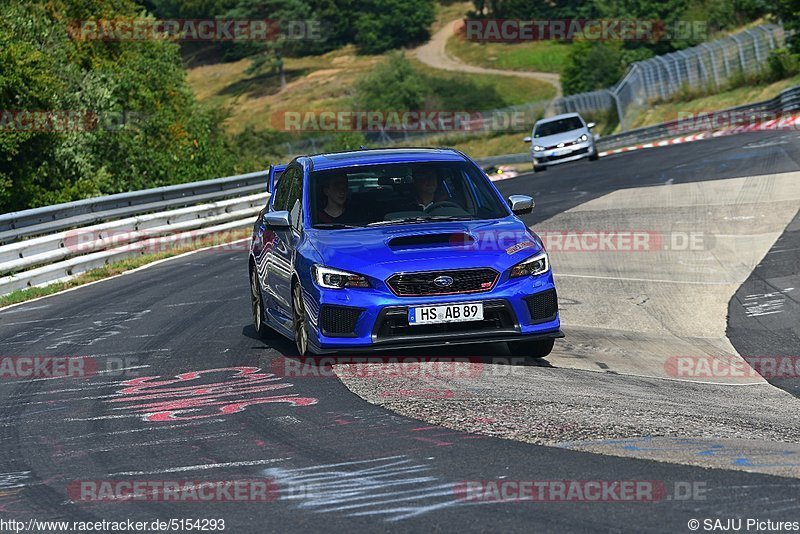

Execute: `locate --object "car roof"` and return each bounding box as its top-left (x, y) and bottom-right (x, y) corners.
top-left (304, 148), bottom-right (469, 172)
top-left (536, 113), bottom-right (583, 125)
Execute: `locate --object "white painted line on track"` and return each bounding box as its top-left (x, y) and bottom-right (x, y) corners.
top-left (110, 458), bottom-right (291, 476)
top-left (555, 273), bottom-right (735, 285)
top-left (0, 238), bottom-right (251, 313)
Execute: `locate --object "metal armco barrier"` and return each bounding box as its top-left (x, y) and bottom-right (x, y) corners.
top-left (0, 169), bottom-right (270, 244)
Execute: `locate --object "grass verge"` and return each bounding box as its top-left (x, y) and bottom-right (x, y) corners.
top-left (628, 73), bottom-right (800, 129)
top-left (0, 230), bottom-right (251, 309)
top-left (446, 37), bottom-right (570, 74)
top-left (186, 48), bottom-right (556, 137)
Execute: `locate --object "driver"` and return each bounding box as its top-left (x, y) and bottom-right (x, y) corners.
top-left (409, 167), bottom-right (445, 211)
top-left (317, 173), bottom-right (351, 224)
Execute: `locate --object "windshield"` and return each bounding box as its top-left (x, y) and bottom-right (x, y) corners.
top-left (309, 162), bottom-right (509, 228)
top-left (534, 117), bottom-right (585, 137)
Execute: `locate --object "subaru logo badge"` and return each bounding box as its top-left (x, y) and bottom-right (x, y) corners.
top-left (433, 275), bottom-right (454, 288)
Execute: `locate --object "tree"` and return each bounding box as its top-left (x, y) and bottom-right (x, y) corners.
top-left (0, 0), bottom-right (244, 213)
top-left (561, 41), bottom-right (625, 95)
top-left (353, 0), bottom-right (435, 54)
top-left (354, 53), bottom-right (426, 111)
top-left (776, 0), bottom-right (800, 54)
top-left (225, 0), bottom-right (316, 89)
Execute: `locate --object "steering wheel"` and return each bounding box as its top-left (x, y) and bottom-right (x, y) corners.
top-left (424, 201), bottom-right (463, 212)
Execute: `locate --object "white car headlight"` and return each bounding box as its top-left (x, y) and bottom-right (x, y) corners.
top-left (533, 145), bottom-right (545, 152)
top-left (578, 134), bottom-right (588, 142)
top-left (509, 252), bottom-right (550, 278)
top-left (312, 265), bottom-right (370, 289)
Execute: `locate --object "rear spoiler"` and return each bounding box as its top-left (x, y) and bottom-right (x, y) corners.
top-left (267, 164), bottom-right (288, 194)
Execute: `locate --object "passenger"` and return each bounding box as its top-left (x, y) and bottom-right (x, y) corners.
top-left (317, 173), bottom-right (351, 224)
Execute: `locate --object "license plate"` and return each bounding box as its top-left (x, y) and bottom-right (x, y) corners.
top-left (408, 303), bottom-right (484, 325)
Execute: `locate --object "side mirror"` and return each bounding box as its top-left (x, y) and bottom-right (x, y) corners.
top-left (263, 210), bottom-right (291, 229)
top-left (586, 122), bottom-right (596, 129)
top-left (522, 136), bottom-right (532, 143)
top-left (508, 195), bottom-right (534, 215)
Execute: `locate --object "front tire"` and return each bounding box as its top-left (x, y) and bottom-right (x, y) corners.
top-left (250, 267), bottom-right (273, 339)
top-left (292, 281), bottom-right (317, 357)
top-left (507, 338), bottom-right (555, 359)
top-left (588, 151), bottom-right (599, 161)
top-left (533, 164), bottom-right (546, 173)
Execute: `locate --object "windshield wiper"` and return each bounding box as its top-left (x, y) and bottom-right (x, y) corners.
top-left (426, 216), bottom-right (479, 221)
top-left (367, 217), bottom-right (431, 227)
top-left (367, 215), bottom-right (479, 227)
top-left (313, 223), bottom-right (363, 229)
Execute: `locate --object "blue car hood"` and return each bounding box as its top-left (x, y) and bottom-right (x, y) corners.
top-left (306, 218), bottom-right (542, 280)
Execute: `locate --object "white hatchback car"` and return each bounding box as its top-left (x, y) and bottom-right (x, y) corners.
top-left (524, 113), bottom-right (598, 172)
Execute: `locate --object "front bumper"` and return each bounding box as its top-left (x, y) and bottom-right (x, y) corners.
top-left (304, 272), bottom-right (561, 353)
top-left (532, 141), bottom-right (595, 166)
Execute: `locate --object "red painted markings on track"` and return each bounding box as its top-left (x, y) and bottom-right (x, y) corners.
top-left (107, 367), bottom-right (318, 422)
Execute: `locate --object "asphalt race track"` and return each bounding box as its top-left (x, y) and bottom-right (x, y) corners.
top-left (1, 131), bottom-right (799, 532)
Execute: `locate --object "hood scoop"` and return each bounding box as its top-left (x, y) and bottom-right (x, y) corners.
top-left (388, 232), bottom-right (474, 249)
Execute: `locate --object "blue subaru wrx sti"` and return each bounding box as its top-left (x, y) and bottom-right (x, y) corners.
top-left (248, 148), bottom-right (563, 358)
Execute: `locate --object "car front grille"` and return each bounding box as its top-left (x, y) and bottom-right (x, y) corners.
top-left (539, 147), bottom-right (588, 163)
top-left (524, 289), bottom-right (558, 323)
top-left (373, 300), bottom-right (517, 342)
top-left (386, 268), bottom-right (499, 297)
top-left (319, 305), bottom-right (364, 337)
top-left (545, 140), bottom-right (576, 150)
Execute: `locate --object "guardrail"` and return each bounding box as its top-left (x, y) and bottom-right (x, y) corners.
top-left (0, 192), bottom-right (265, 295)
top-left (0, 169), bottom-right (270, 245)
top-left (490, 84), bottom-right (800, 164)
top-left (0, 219), bottom-right (253, 295)
top-left (593, 84), bottom-right (800, 149)
top-left (0, 194), bottom-right (266, 274)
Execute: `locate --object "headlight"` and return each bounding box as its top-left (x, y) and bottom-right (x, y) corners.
top-left (578, 134), bottom-right (588, 142)
top-left (509, 252), bottom-right (549, 278)
top-left (312, 265), bottom-right (370, 289)
top-left (533, 145), bottom-right (545, 152)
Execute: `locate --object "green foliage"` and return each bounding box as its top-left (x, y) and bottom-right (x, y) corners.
top-left (0, 0), bottom-right (248, 213)
top-left (353, 0), bottom-right (435, 53)
top-left (354, 53), bottom-right (508, 112)
top-left (354, 53), bottom-right (427, 111)
top-left (231, 126), bottom-right (295, 168)
top-left (468, 0), bottom-right (601, 18)
top-left (322, 131), bottom-right (367, 153)
top-left (776, 0), bottom-right (800, 54)
top-left (139, 0), bottom-right (236, 18)
top-left (767, 48), bottom-right (800, 80)
top-left (562, 42), bottom-right (626, 95)
top-left (421, 73), bottom-right (506, 110)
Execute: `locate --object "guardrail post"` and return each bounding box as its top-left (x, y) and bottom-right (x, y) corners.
top-left (699, 43), bottom-right (720, 89)
top-left (730, 34), bottom-right (748, 73)
top-left (611, 90), bottom-right (625, 131)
